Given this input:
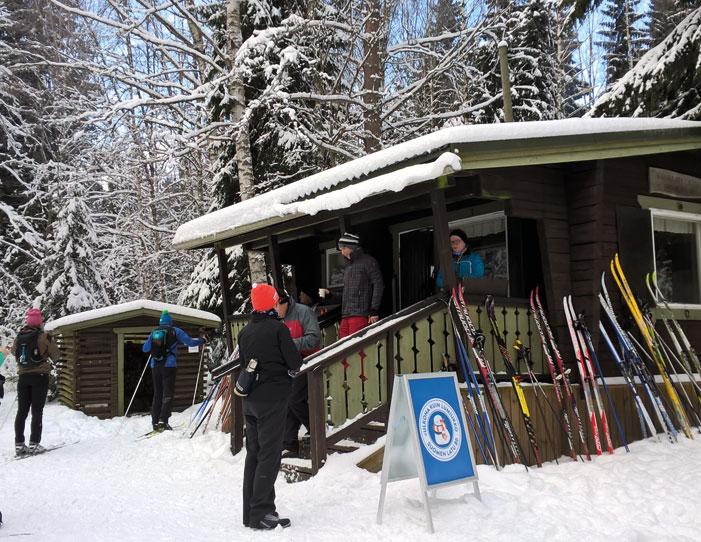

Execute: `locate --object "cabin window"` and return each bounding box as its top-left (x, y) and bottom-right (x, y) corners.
top-left (651, 209), bottom-right (701, 305)
top-left (448, 212), bottom-right (507, 280)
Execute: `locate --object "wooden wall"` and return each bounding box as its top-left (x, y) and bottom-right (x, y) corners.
top-left (462, 381), bottom-right (699, 467)
top-left (477, 166), bottom-right (576, 374)
top-left (474, 151), bottom-right (701, 376)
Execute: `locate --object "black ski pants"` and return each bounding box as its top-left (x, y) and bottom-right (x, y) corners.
top-left (283, 376), bottom-right (309, 450)
top-left (243, 398), bottom-right (288, 527)
top-left (14, 373), bottom-right (49, 445)
top-left (151, 364), bottom-right (177, 425)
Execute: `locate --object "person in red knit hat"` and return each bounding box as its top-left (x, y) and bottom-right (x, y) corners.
top-left (238, 283), bottom-right (301, 530)
top-left (12, 308), bottom-right (60, 456)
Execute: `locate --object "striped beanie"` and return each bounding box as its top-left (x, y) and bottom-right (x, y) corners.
top-left (337, 232), bottom-right (360, 250)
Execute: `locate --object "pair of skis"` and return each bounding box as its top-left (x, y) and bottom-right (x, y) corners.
top-left (530, 288), bottom-right (587, 461)
top-left (600, 272), bottom-right (677, 443)
top-left (609, 254), bottom-right (693, 439)
top-left (449, 287), bottom-right (529, 468)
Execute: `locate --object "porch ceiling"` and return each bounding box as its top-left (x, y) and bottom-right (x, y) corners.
top-left (173, 118), bottom-right (701, 251)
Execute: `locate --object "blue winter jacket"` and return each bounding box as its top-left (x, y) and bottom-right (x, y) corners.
top-left (436, 251), bottom-right (485, 288)
top-left (142, 326), bottom-right (203, 368)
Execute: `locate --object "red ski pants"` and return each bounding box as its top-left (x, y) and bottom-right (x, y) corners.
top-left (339, 316), bottom-right (369, 338)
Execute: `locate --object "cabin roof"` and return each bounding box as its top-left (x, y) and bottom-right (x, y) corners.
top-left (173, 117), bottom-right (701, 250)
top-left (45, 299), bottom-right (221, 333)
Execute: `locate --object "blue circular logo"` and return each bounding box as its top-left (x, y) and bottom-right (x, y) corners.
top-left (418, 398), bottom-right (461, 462)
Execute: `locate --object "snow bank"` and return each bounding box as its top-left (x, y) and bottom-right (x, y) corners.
top-left (2, 393), bottom-right (701, 540)
top-left (45, 299), bottom-right (221, 332)
top-left (173, 117), bottom-right (701, 249)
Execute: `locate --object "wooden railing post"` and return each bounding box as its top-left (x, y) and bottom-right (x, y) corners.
top-left (307, 367), bottom-right (328, 474)
top-left (385, 330), bottom-right (395, 404)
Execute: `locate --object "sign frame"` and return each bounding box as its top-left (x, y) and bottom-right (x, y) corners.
top-left (377, 372), bottom-right (480, 533)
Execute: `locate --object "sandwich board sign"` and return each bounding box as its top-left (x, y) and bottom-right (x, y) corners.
top-left (377, 372), bottom-right (480, 533)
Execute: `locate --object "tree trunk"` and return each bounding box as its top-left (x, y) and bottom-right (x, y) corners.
top-left (226, 0), bottom-right (266, 283)
top-left (362, 0), bottom-right (383, 154)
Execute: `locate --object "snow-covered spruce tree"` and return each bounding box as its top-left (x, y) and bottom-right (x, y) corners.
top-left (649, 0), bottom-right (700, 47)
top-left (597, 0), bottom-right (648, 87)
top-left (0, 0), bottom-right (99, 329)
top-left (464, 0), bottom-right (582, 122)
top-left (38, 183), bottom-right (109, 319)
top-left (588, 7), bottom-right (701, 119)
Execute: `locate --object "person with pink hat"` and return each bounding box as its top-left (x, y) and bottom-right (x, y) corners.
top-left (11, 307), bottom-right (60, 457)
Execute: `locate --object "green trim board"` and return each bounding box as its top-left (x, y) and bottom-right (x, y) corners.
top-left (638, 195), bottom-right (701, 215)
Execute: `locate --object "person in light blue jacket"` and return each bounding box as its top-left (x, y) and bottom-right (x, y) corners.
top-left (142, 310), bottom-right (203, 431)
top-left (436, 228), bottom-right (485, 289)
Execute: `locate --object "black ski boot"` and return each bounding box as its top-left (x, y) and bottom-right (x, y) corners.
top-left (250, 513), bottom-right (291, 530)
top-left (158, 422), bottom-right (173, 431)
top-left (15, 443), bottom-right (29, 457)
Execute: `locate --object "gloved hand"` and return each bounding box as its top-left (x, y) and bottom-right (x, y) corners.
top-left (288, 369), bottom-right (300, 378)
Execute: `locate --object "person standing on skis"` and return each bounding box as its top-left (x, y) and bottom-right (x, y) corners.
top-left (12, 308), bottom-right (60, 457)
top-left (142, 310), bottom-right (204, 431)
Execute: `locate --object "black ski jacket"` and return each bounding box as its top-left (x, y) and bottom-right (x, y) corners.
top-left (339, 248), bottom-right (384, 317)
top-left (237, 312), bottom-right (302, 402)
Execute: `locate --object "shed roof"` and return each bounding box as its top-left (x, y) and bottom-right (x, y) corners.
top-left (45, 300), bottom-right (221, 333)
top-left (173, 117), bottom-right (701, 250)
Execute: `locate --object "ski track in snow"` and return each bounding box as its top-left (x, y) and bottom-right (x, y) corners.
top-left (2, 391), bottom-right (701, 541)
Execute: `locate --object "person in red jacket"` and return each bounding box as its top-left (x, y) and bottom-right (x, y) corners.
top-left (275, 291), bottom-right (320, 457)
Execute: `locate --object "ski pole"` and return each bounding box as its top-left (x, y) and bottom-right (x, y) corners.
top-left (189, 378), bottom-right (221, 430)
top-left (125, 355), bottom-right (152, 418)
top-left (191, 345), bottom-right (206, 415)
top-left (0, 392), bottom-right (18, 433)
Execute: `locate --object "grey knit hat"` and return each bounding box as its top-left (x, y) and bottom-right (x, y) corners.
top-left (337, 232), bottom-right (360, 249)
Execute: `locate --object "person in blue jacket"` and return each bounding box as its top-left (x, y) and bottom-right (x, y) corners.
top-left (142, 310), bottom-right (204, 431)
top-left (436, 228), bottom-right (485, 288)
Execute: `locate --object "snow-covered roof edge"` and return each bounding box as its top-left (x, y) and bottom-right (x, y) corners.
top-left (173, 117), bottom-right (701, 250)
top-left (46, 300), bottom-right (221, 332)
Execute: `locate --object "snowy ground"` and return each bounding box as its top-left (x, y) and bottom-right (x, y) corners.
top-left (2, 390), bottom-right (701, 541)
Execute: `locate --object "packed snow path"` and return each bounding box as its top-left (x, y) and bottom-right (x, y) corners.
top-left (2, 391), bottom-right (701, 541)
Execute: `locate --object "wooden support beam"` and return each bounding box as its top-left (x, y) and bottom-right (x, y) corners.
top-left (267, 234), bottom-right (283, 289)
top-left (430, 185), bottom-right (456, 291)
top-left (216, 248), bottom-right (235, 354)
top-left (338, 216), bottom-right (349, 235)
top-left (216, 247), bottom-right (244, 454)
top-left (307, 368), bottom-right (328, 474)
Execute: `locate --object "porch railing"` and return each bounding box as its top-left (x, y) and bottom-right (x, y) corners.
top-left (297, 294), bottom-right (547, 474)
top-left (229, 295), bottom-right (546, 474)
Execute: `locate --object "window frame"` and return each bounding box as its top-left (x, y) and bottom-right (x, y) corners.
top-left (650, 207), bottom-right (701, 310)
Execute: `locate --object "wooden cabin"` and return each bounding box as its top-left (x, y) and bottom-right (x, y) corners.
top-left (46, 300), bottom-right (220, 419)
top-left (174, 118), bottom-right (701, 474)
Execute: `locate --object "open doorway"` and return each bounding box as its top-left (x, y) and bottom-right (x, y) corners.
top-left (123, 341), bottom-right (152, 415)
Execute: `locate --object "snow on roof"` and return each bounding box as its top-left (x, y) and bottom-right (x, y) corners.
top-left (173, 117), bottom-right (701, 250)
top-left (45, 300), bottom-right (221, 331)
top-left (174, 151), bottom-right (461, 249)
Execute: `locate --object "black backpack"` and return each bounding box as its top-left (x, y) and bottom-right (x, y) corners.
top-left (150, 326), bottom-right (177, 362)
top-left (14, 329), bottom-right (44, 367)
